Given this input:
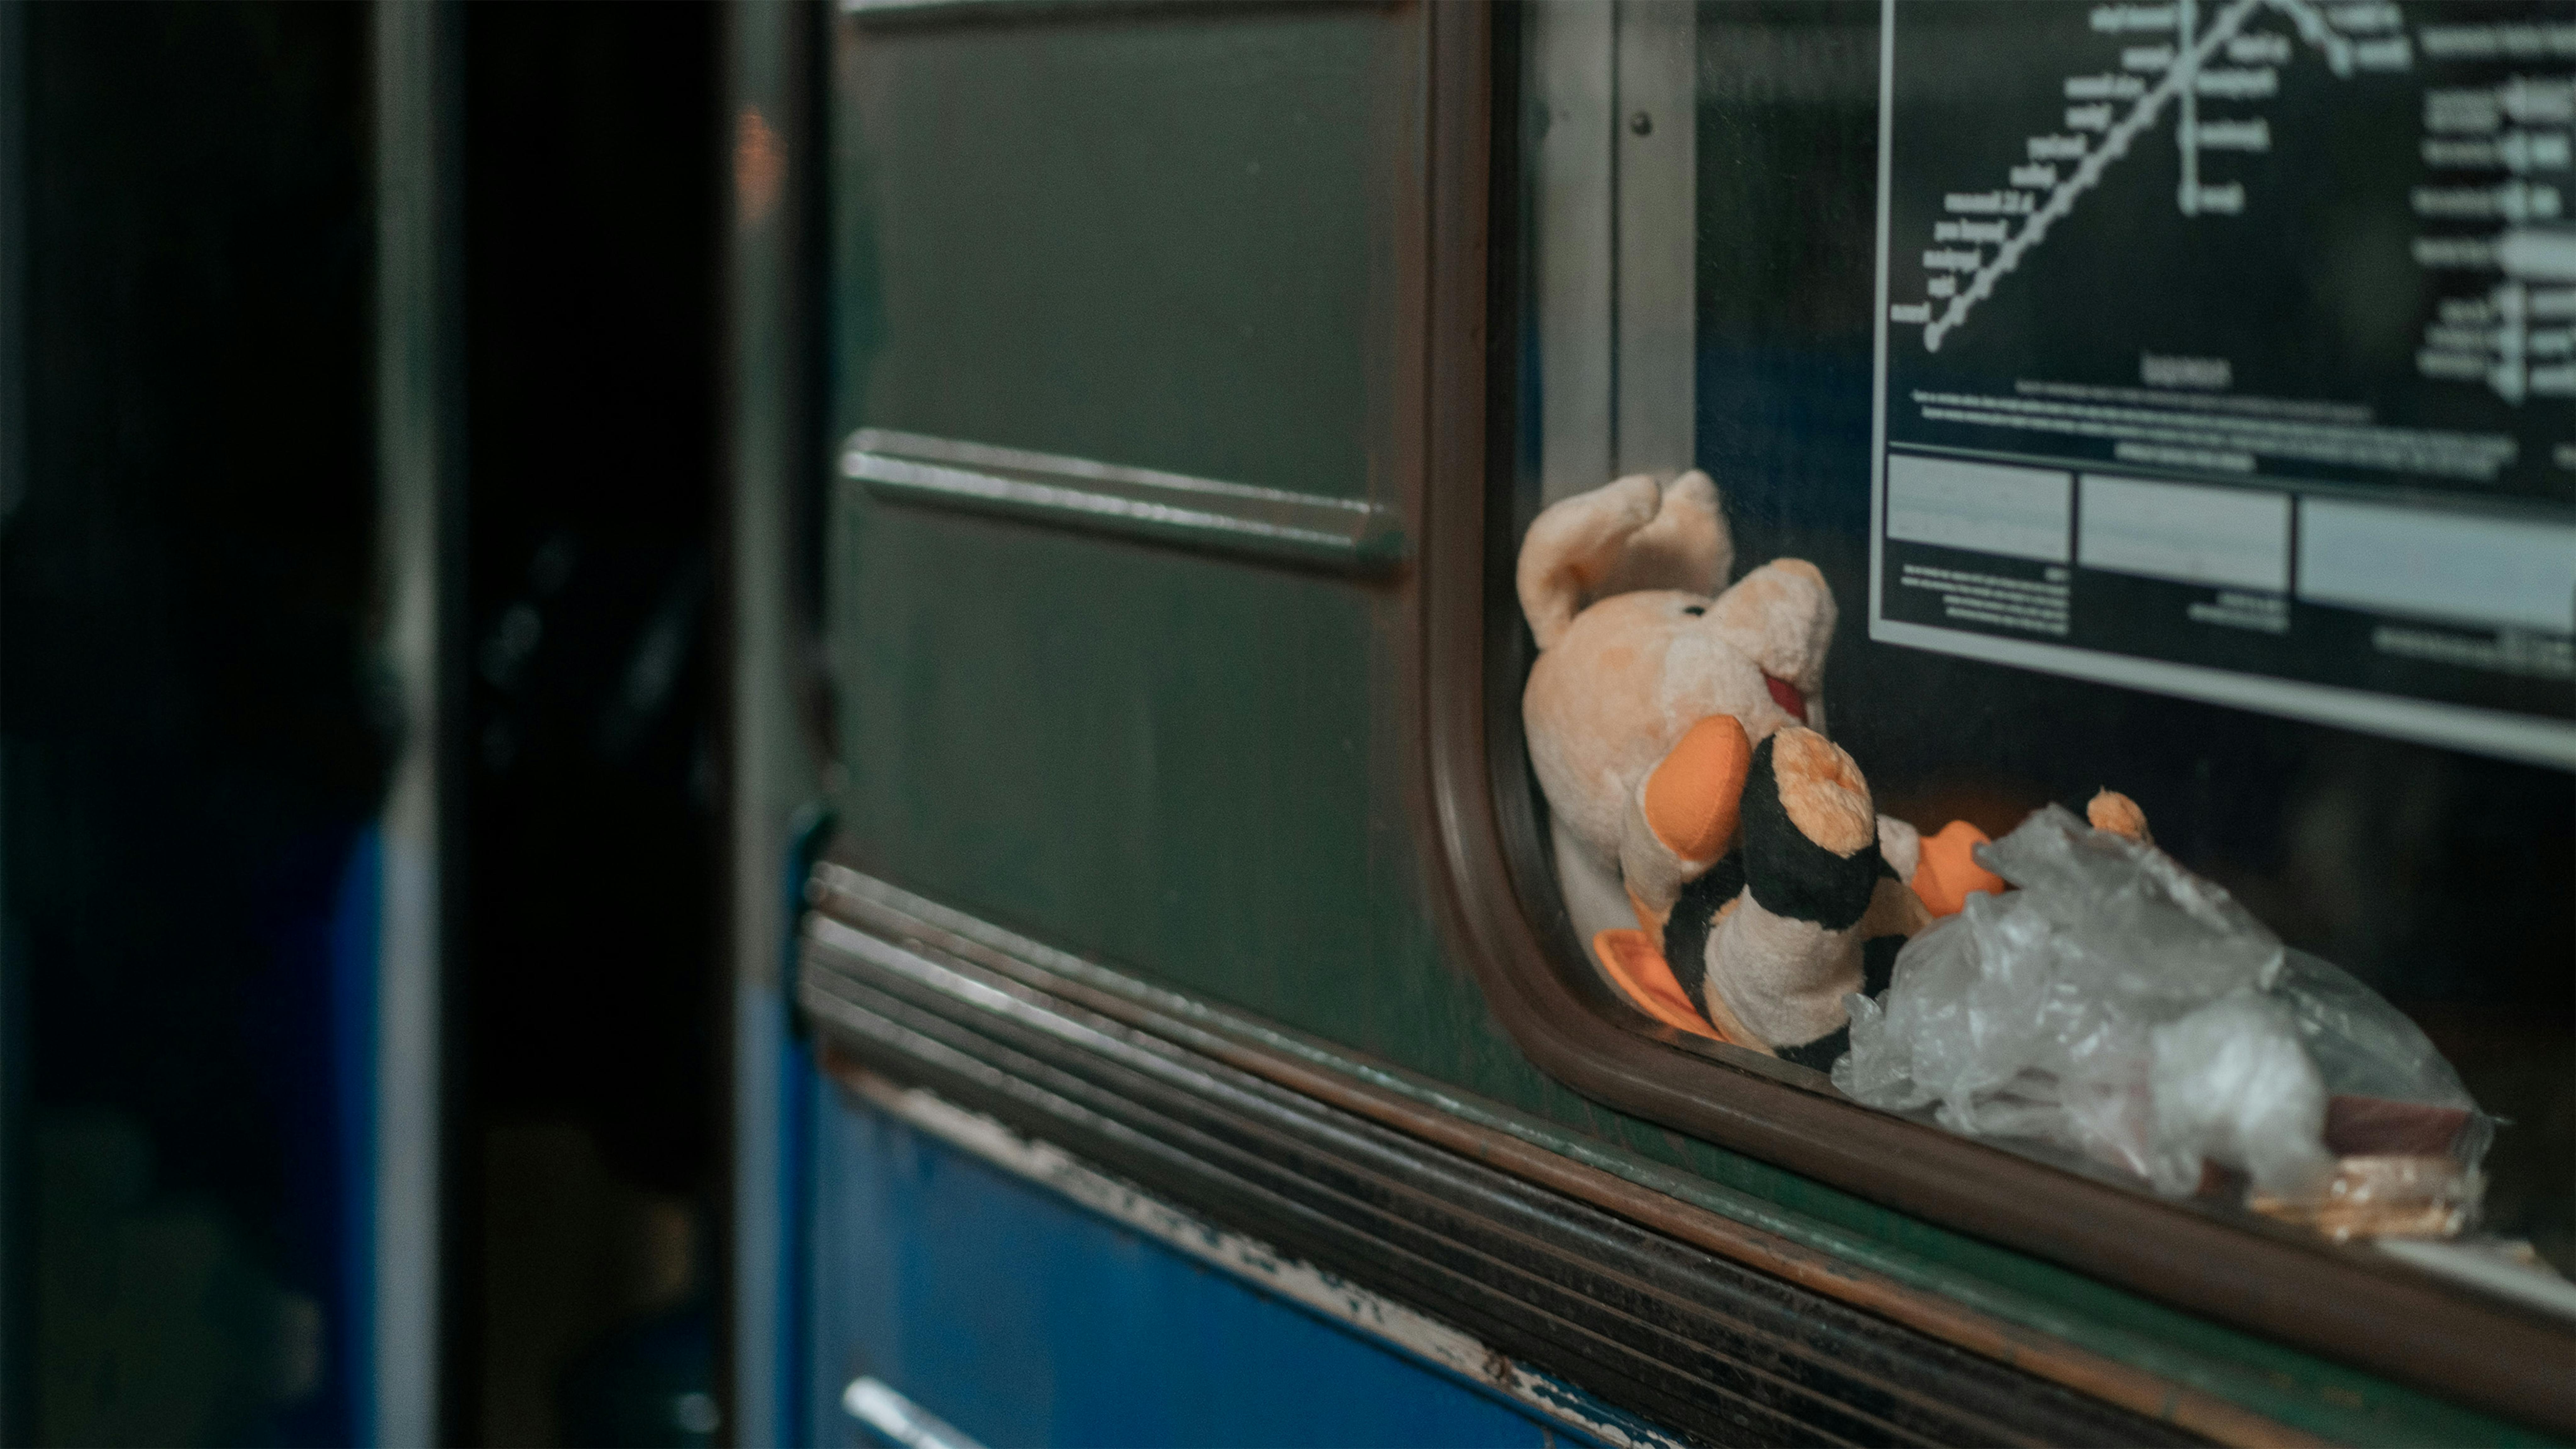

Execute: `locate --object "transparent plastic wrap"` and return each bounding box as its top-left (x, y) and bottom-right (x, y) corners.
top-left (1835, 805), bottom-right (2491, 1236)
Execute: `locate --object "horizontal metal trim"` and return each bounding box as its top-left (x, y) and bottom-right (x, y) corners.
top-left (840, 427), bottom-right (1406, 574)
top-left (798, 864), bottom-right (2212, 1448)
top-left (837, 1072), bottom-right (1683, 1449)
top-left (842, 1375), bottom-right (985, 1449)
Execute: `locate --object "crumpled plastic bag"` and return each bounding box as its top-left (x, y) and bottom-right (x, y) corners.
top-left (2146, 992), bottom-right (2331, 1199)
top-left (1833, 804), bottom-right (2487, 1211)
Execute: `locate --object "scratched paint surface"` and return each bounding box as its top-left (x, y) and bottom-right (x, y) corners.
top-left (805, 1081), bottom-right (1593, 1449)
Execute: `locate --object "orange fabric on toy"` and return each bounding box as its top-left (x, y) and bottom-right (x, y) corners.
top-left (1911, 819), bottom-right (2003, 917)
top-left (1642, 714), bottom-right (1752, 860)
top-left (1591, 929), bottom-right (1727, 1041)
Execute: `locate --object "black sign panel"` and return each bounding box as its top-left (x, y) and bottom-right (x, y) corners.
top-left (1870, 0), bottom-right (2576, 764)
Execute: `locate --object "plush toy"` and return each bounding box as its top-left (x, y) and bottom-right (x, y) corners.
top-left (1517, 471), bottom-right (2143, 1070)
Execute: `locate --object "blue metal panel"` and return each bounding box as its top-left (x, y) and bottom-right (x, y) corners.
top-left (739, 971), bottom-right (817, 1449)
top-left (806, 1085), bottom-right (1588, 1449)
top-left (741, 803), bottom-right (836, 1448)
top-left (322, 822), bottom-right (383, 1445)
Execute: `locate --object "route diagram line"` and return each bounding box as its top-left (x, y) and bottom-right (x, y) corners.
top-left (1921, 0), bottom-right (2352, 352)
top-left (2178, 0), bottom-right (2198, 208)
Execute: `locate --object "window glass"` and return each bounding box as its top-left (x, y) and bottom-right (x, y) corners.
top-left (1515, 0), bottom-right (2572, 1289)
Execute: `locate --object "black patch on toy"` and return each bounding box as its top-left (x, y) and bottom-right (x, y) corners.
top-left (1738, 735), bottom-right (1881, 931)
top-left (1778, 1026), bottom-right (1849, 1074)
top-left (1861, 933), bottom-right (1903, 999)
top-left (1659, 850), bottom-right (1745, 1012)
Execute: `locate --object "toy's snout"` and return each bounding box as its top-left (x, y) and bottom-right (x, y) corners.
top-left (1698, 557), bottom-right (1836, 714)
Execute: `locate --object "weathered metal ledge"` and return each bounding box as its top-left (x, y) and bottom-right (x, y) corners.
top-left (797, 860), bottom-right (2222, 1448)
top-left (840, 427), bottom-right (1407, 575)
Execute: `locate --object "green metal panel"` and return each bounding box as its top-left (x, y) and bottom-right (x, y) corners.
top-left (823, 8), bottom-right (2539, 1443)
top-left (834, 6), bottom-right (1398, 501)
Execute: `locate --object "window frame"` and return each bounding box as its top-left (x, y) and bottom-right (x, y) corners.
top-left (1404, 2), bottom-right (2576, 1433)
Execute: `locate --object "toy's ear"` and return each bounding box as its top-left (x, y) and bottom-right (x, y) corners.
top-left (1517, 471), bottom-right (1732, 650)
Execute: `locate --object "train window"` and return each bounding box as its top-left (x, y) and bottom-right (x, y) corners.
top-left (1493, 0), bottom-right (2573, 1321)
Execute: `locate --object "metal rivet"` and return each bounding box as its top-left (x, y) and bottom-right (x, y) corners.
top-left (1628, 110), bottom-right (1653, 136)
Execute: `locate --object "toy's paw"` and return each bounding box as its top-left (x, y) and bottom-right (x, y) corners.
top-left (1767, 932), bottom-right (1896, 1071)
top-left (1910, 819), bottom-right (2002, 917)
top-left (1739, 727), bottom-right (1880, 931)
top-left (2087, 788), bottom-right (2153, 845)
top-left (1643, 714), bottom-right (1752, 862)
top-left (1874, 813), bottom-right (1922, 884)
top-left (1773, 933), bottom-right (1895, 1069)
